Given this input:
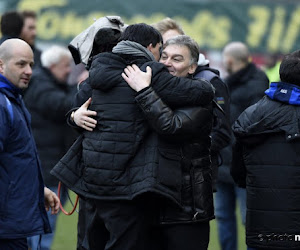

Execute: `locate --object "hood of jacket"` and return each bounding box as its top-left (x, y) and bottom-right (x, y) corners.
top-left (68, 16), bottom-right (126, 65)
top-left (194, 65), bottom-right (220, 76)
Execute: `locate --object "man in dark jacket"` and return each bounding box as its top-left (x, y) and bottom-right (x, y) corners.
top-left (215, 41), bottom-right (269, 250)
top-left (231, 50), bottom-right (300, 250)
top-left (20, 10), bottom-right (42, 68)
top-left (194, 55), bottom-right (231, 192)
top-left (52, 23), bottom-right (214, 250)
top-left (23, 45), bottom-right (77, 250)
top-left (0, 10), bottom-right (23, 44)
top-left (0, 39), bottom-right (59, 250)
top-left (122, 35), bottom-right (215, 250)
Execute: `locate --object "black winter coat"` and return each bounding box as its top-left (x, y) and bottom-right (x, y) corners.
top-left (135, 87), bottom-right (215, 224)
top-left (23, 67), bottom-right (77, 186)
top-left (219, 63), bottom-right (269, 184)
top-left (232, 93), bottom-right (300, 249)
top-left (194, 66), bottom-right (231, 191)
top-left (53, 52), bottom-right (214, 206)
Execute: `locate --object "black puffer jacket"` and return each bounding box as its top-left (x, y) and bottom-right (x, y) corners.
top-left (23, 67), bottom-right (77, 186)
top-left (219, 63), bottom-right (269, 184)
top-left (60, 51), bottom-right (214, 205)
top-left (232, 92), bottom-right (300, 249)
top-left (135, 87), bottom-right (215, 224)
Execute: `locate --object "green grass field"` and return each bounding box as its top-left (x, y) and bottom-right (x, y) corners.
top-left (52, 192), bottom-right (247, 250)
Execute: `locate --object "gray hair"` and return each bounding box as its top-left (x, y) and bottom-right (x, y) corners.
top-left (41, 45), bottom-right (72, 68)
top-left (164, 35), bottom-right (199, 65)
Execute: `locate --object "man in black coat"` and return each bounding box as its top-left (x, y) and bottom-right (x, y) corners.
top-left (20, 10), bottom-right (42, 68)
top-left (0, 11), bottom-right (23, 44)
top-left (215, 42), bottom-right (269, 250)
top-left (231, 50), bottom-right (300, 250)
top-left (194, 56), bottom-right (231, 192)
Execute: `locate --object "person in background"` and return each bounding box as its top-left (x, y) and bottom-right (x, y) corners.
top-left (231, 50), bottom-right (300, 250)
top-left (263, 52), bottom-right (282, 83)
top-left (0, 38), bottom-right (59, 250)
top-left (122, 34), bottom-right (215, 250)
top-left (194, 52), bottom-right (231, 193)
top-left (0, 10), bottom-right (23, 44)
top-left (216, 41), bottom-right (269, 250)
top-left (20, 10), bottom-right (42, 68)
top-left (23, 45), bottom-right (77, 250)
top-left (152, 17), bottom-right (184, 43)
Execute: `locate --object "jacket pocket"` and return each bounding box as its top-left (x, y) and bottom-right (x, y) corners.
top-left (157, 149), bottom-right (182, 190)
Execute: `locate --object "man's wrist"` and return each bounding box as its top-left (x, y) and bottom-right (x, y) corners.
top-left (70, 111), bottom-right (75, 122)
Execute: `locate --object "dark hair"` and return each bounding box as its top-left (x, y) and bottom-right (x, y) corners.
top-left (120, 23), bottom-right (162, 48)
top-left (92, 28), bottom-right (121, 55)
top-left (21, 10), bottom-right (37, 19)
top-left (279, 50), bottom-right (300, 85)
top-left (0, 11), bottom-right (24, 37)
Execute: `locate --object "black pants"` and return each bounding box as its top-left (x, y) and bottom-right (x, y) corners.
top-left (153, 222), bottom-right (210, 250)
top-left (0, 238), bottom-right (27, 250)
top-left (77, 197), bottom-right (108, 250)
top-left (83, 196), bottom-right (158, 250)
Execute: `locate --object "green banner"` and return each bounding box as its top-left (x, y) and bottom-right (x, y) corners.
top-left (4, 0), bottom-right (300, 53)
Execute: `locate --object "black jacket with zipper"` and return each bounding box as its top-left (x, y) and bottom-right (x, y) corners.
top-left (135, 87), bottom-right (215, 224)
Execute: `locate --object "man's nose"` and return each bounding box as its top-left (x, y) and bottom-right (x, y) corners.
top-left (164, 58), bottom-right (171, 66)
top-left (25, 65), bottom-right (32, 75)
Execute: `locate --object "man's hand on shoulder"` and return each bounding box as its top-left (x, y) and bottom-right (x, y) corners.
top-left (122, 64), bottom-right (152, 92)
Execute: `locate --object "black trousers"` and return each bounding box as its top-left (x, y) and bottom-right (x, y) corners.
top-left (152, 222), bottom-right (210, 250)
top-left (77, 197), bottom-right (108, 250)
top-left (82, 196), bottom-right (159, 250)
top-left (0, 238), bottom-right (28, 250)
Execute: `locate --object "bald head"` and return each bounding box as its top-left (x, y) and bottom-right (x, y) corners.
top-left (222, 41), bottom-right (250, 75)
top-left (0, 38), bottom-right (33, 62)
top-left (0, 38), bottom-right (34, 89)
top-left (223, 42), bottom-right (250, 63)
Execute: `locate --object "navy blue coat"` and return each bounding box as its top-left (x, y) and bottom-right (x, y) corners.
top-left (0, 75), bottom-right (50, 239)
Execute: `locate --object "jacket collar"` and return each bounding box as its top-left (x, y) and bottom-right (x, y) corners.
top-left (0, 74), bottom-right (22, 98)
top-left (265, 81), bottom-right (300, 105)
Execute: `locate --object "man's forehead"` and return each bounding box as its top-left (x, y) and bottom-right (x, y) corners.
top-left (162, 47), bottom-right (186, 58)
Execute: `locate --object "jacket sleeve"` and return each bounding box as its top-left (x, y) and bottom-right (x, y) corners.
top-left (209, 77), bottom-right (232, 152)
top-left (143, 62), bottom-right (215, 108)
top-left (66, 78), bottom-right (92, 130)
top-left (24, 75), bottom-right (77, 122)
top-left (135, 87), bottom-right (213, 136)
top-left (72, 78), bottom-right (92, 107)
top-left (231, 139), bottom-right (246, 188)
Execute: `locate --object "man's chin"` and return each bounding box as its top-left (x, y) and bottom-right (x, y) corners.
top-left (21, 81), bottom-right (30, 89)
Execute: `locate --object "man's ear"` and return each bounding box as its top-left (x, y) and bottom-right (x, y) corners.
top-left (0, 59), bottom-right (4, 74)
top-left (147, 43), bottom-right (154, 53)
top-left (188, 63), bottom-right (198, 75)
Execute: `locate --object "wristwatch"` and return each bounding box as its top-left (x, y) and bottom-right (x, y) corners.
top-left (70, 111), bottom-right (75, 123)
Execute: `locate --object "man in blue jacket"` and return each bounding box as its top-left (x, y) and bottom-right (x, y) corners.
top-left (0, 39), bottom-right (59, 250)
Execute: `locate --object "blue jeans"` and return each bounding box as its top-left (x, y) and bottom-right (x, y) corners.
top-left (27, 186), bottom-right (67, 250)
top-left (214, 182), bottom-right (255, 250)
